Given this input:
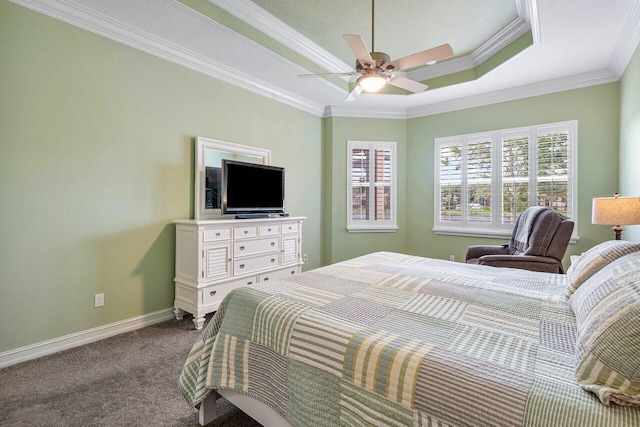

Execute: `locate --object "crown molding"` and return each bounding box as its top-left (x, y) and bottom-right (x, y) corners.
top-left (324, 105), bottom-right (407, 120)
top-left (407, 54), bottom-right (476, 82)
top-left (409, 1), bottom-right (537, 82)
top-left (211, 0), bottom-right (353, 74)
top-left (9, 0), bottom-right (637, 121)
top-left (215, 0), bottom-right (538, 86)
top-left (609, 0), bottom-right (640, 77)
top-left (470, 17), bottom-right (530, 65)
top-left (405, 69), bottom-right (619, 119)
top-left (516, 0), bottom-right (541, 43)
top-left (10, 0), bottom-right (328, 117)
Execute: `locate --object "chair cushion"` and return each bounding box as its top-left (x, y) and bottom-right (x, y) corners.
top-left (569, 251), bottom-right (640, 406)
top-left (565, 240), bottom-right (640, 299)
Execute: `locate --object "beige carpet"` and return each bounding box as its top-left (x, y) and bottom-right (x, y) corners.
top-left (0, 315), bottom-right (261, 426)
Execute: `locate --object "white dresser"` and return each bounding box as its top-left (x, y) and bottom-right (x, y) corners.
top-left (172, 217), bottom-right (305, 329)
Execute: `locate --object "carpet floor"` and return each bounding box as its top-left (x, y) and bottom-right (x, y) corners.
top-left (0, 315), bottom-right (261, 426)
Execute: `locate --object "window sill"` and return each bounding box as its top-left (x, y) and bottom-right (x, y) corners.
top-left (433, 227), bottom-right (579, 243)
top-left (348, 225), bottom-right (399, 233)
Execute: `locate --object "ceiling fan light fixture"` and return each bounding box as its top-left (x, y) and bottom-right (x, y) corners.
top-left (357, 73), bottom-right (389, 92)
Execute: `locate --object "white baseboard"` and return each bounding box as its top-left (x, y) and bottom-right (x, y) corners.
top-left (0, 308), bottom-right (175, 369)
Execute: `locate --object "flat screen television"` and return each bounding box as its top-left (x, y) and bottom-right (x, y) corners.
top-left (221, 159), bottom-right (285, 216)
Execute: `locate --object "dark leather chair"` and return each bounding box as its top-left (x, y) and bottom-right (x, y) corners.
top-left (465, 207), bottom-right (574, 273)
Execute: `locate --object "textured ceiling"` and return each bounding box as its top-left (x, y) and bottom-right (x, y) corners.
top-left (250, 0), bottom-right (518, 65)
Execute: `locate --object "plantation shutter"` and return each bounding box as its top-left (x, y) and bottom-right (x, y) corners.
top-left (351, 147), bottom-right (370, 221)
top-left (347, 141), bottom-right (397, 231)
top-left (439, 143), bottom-right (462, 224)
top-left (434, 121), bottom-right (576, 239)
top-left (466, 138), bottom-right (492, 224)
top-left (501, 134), bottom-right (530, 225)
top-left (536, 128), bottom-right (570, 217)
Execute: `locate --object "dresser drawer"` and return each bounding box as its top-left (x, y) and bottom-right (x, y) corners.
top-left (259, 224), bottom-right (279, 236)
top-left (233, 253), bottom-right (279, 276)
top-left (281, 222), bottom-right (299, 234)
top-left (234, 225), bottom-right (258, 239)
top-left (234, 237), bottom-right (279, 257)
top-left (259, 266), bottom-right (299, 282)
top-left (203, 227), bottom-right (232, 242)
top-left (202, 276), bottom-right (257, 307)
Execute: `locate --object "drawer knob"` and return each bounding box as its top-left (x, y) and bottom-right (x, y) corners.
top-left (215, 232), bottom-right (220, 237)
top-left (268, 228), bottom-right (272, 232)
top-left (239, 246), bottom-right (245, 251)
top-left (244, 230), bottom-right (248, 234)
top-left (290, 270), bottom-right (295, 275)
top-left (247, 281), bottom-right (253, 285)
top-left (271, 242), bottom-right (275, 246)
top-left (264, 278), bottom-right (269, 281)
top-left (271, 258), bottom-right (275, 263)
top-left (239, 264), bottom-right (245, 269)
top-left (210, 290), bottom-right (217, 296)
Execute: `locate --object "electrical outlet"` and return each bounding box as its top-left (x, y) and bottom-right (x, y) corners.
top-left (302, 253), bottom-right (308, 264)
top-left (94, 293), bottom-right (104, 307)
top-left (449, 255), bottom-right (455, 262)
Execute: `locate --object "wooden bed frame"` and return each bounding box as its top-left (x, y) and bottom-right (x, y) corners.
top-left (199, 389), bottom-right (292, 426)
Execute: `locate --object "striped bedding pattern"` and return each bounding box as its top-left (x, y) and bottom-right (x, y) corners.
top-left (179, 251), bottom-right (640, 426)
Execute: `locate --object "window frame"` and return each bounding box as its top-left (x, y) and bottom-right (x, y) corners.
top-left (347, 140), bottom-right (398, 232)
top-left (433, 120), bottom-right (578, 241)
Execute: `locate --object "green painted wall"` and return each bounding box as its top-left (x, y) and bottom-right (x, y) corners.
top-left (0, 1), bottom-right (322, 353)
top-left (323, 117), bottom-right (407, 264)
top-left (2, 0), bottom-right (637, 357)
top-left (405, 83), bottom-right (620, 265)
top-left (619, 44), bottom-right (640, 242)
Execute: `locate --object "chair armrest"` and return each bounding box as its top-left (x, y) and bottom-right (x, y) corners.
top-left (478, 254), bottom-right (561, 273)
top-left (466, 245), bottom-right (510, 261)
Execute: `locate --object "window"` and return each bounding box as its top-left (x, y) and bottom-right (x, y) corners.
top-left (434, 121), bottom-right (577, 239)
top-left (347, 141), bottom-right (397, 232)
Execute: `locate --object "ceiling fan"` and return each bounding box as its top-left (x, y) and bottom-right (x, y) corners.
top-left (299, 0), bottom-right (454, 101)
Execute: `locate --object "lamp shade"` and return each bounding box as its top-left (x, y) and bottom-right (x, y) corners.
top-left (592, 196), bottom-right (640, 225)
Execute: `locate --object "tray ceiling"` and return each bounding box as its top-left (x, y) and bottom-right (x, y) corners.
top-left (10, 0), bottom-right (640, 118)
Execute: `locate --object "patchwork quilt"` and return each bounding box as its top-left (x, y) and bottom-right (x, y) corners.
top-left (179, 252), bottom-right (640, 426)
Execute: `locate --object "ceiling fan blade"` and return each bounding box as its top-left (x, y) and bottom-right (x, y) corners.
top-left (343, 34), bottom-right (375, 68)
top-left (388, 76), bottom-right (428, 93)
top-left (298, 72), bottom-right (358, 78)
top-left (387, 43), bottom-right (454, 71)
top-left (344, 85), bottom-right (364, 102)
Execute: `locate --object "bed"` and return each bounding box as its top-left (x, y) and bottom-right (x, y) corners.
top-left (179, 244), bottom-right (640, 426)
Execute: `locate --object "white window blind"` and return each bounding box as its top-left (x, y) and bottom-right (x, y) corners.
top-left (434, 121), bottom-right (577, 240)
top-left (348, 141), bottom-right (397, 232)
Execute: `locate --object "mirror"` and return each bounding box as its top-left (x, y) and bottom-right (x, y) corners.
top-left (195, 136), bottom-right (271, 219)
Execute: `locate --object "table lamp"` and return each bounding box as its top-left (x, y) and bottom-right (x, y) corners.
top-left (592, 193), bottom-right (640, 240)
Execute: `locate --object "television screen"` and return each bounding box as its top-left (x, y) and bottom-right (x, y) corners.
top-left (222, 160), bottom-right (285, 215)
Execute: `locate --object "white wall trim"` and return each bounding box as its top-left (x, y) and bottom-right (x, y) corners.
top-left (405, 69), bottom-right (619, 119)
top-left (516, 0), bottom-right (541, 43)
top-left (470, 17), bottom-right (531, 66)
top-left (8, 0), bottom-right (637, 120)
top-left (409, 0), bottom-right (537, 82)
top-left (211, 0), bottom-right (353, 74)
top-left (0, 308), bottom-right (175, 369)
top-left (324, 105), bottom-right (407, 119)
top-left (609, 0), bottom-right (640, 77)
top-left (216, 0), bottom-right (538, 87)
top-left (9, 0), bottom-right (328, 117)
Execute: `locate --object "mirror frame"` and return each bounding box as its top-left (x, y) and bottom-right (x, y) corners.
top-left (195, 136), bottom-right (271, 219)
